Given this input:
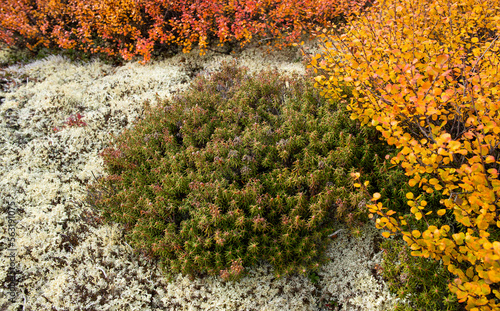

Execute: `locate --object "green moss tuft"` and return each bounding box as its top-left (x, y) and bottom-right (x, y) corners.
top-left (88, 61), bottom-right (396, 281)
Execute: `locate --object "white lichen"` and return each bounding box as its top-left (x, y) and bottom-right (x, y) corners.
top-left (318, 224), bottom-right (401, 311)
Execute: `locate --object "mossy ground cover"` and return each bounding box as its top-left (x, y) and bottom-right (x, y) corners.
top-left (0, 43), bottom-right (408, 310)
top-left (87, 61), bottom-right (394, 282)
top-left (0, 9), bottom-right (466, 309)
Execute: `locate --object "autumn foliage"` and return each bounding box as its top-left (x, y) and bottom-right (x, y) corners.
top-left (311, 0), bottom-right (500, 309)
top-left (0, 0), bottom-right (371, 62)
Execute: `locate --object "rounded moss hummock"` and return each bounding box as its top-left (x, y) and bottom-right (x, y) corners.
top-left (88, 62), bottom-right (370, 281)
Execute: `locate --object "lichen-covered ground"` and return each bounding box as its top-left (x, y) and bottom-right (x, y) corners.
top-left (0, 45), bottom-right (401, 310)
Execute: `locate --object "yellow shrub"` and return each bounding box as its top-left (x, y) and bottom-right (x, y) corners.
top-left (311, 0), bottom-right (500, 309)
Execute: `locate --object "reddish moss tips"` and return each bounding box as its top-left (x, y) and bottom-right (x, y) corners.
top-left (88, 62), bottom-right (399, 280)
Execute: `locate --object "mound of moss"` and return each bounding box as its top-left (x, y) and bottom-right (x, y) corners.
top-left (88, 62), bottom-right (396, 280)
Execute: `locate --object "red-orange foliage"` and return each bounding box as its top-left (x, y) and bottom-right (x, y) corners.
top-left (0, 0), bottom-right (371, 62)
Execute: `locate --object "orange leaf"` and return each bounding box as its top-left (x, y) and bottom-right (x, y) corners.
top-left (436, 54), bottom-right (449, 65)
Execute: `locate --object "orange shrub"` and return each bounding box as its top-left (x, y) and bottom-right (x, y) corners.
top-left (311, 0), bottom-right (500, 309)
top-left (160, 0), bottom-right (371, 52)
top-left (0, 0), bottom-right (371, 62)
top-left (0, 0), bottom-right (151, 60)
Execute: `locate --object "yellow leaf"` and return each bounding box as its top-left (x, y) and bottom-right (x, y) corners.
top-left (403, 235), bottom-right (413, 244)
top-left (373, 193), bottom-right (381, 200)
top-left (494, 289), bottom-right (500, 299)
top-left (485, 156), bottom-right (496, 164)
top-left (437, 209), bottom-right (447, 216)
top-left (436, 54), bottom-right (449, 65)
top-left (382, 232), bottom-right (391, 238)
top-left (314, 76), bottom-right (324, 83)
top-left (443, 255), bottom-right (450, 265)
top-left (410, 243), bottom-right (420, 250)
top-left (466, 267), bottom-right (474, 278)
top-left (354, 183), bottom-right (361, 188)
top-left (453, 232), bottom-right (465, 245)
top-left (415, 212), bottom-right (422, 220)
top-left (421, 81), bottom-right (432, 92)
top-left (448, 141), bottom-right (461, 151)
top-left (429, 178), bottom-right (439, 185)
top-left (406, 192), bottom-right (414, 199)
top-left (412, 230), bottom-right (421, 238)
top-left (437, 133), bottom-right (452, 145)
top-left (488, 270), bottom-right (500, 282)
top-left (456, 289), bottom-right (468, 301)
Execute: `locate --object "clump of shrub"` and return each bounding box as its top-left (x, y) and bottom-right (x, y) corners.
top-left (87, 62), bottom-right (399, 281)
top-left (311, 0), bottom-right (500, 309)
top-left (0, 0), bottom-right (372, 62)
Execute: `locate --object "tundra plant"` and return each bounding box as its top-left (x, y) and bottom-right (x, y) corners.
top-left (311, 0), bottom-right (500, 309)
top-left (88, 62), bottom-right (395, 281)
top-left (0, 0), bottom-right (373, 62)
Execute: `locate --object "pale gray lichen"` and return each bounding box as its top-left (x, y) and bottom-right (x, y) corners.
top-left (317, 224), bottom-right (404, 311)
